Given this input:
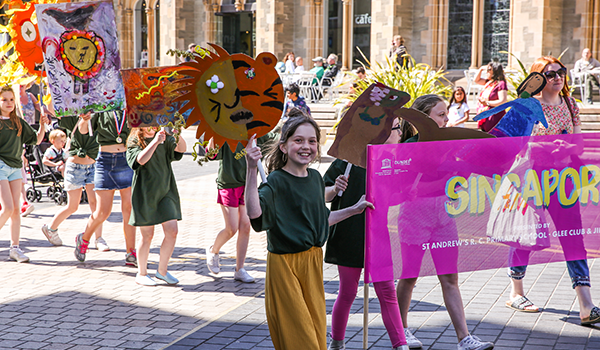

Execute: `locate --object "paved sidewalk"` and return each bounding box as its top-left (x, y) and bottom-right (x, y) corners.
top-left (1, 128), bottom-right (598, 350)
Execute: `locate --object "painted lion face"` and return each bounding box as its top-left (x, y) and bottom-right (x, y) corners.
top-left (59, 29), bottom-right (105, 80)
top-left (64, 37), bottom-right (97, 70)
top-left (174, 44), bottom-right (284, 149)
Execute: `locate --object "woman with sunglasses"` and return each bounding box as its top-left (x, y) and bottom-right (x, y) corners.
top-left (474, 62), bottom-right (508, 132)
top-left (505, 56), bottom-right (599, 326)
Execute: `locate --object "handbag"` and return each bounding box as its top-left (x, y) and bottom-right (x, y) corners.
top-left (486, 145), bottom-right (550, 250)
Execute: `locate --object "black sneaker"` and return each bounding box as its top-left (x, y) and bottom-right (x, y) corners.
top-left (74, 233), bottom-right (89, 262)
top-left (125, 249), bottom-right (138, 267)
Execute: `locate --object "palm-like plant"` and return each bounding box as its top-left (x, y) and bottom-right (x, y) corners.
top-left (336, 49), bottom-right (452, 108)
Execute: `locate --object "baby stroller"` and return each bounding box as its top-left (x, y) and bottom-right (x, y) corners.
top-left (23, 142), bottom-right (67, 205)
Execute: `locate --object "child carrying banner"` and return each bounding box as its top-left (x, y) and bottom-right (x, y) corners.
top-left (126, 127), bottom-right (186, 286)
top-left (324, 117), bottom-right (408, 350)
top-left (76, 110), bottom-right (137, 265)
top-left (395, 94), bottom-right (494, 350)
top-left (0, 85), bottom-right (48, 262)
top-left (41, 112), bottom-right (107, 251)
top-left (244, 109), bottom-right (373, 350)
top-left (205, 133), bottom-right (275, 283)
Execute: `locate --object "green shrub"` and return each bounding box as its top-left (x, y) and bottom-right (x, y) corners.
top-left (336, 50), bottom-right (452, 108)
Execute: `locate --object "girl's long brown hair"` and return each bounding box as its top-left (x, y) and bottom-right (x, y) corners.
top-left (530, 56), bottom-right (570, 97)
top-left (0, 85), bottom-right (22, 136)
top-left (264, 108), bottom-right (321, 173)
top-left (126, 127), bottom-right (149, 149)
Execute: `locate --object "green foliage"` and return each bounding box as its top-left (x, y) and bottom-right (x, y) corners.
top-left (336, 49), bottom-right (452, 108)
top-left (499, 50), bottom-right (528, 100)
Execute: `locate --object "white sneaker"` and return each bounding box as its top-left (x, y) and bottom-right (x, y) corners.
top-left (457, 335), bottom-right (494, 350)
top-left (94, 237), bottom-right (110, 252)
top-left (41, 224), bottom-right (63, 246)
top-left (135, 273), bottom-right (157, 286)
top-left (404, 328), bottom-right (423, 349)
top-left (206, 246), bottom-right (220, 274)
top-left (9, 246), bottom-right (30, 263)
top-left (234, 268), bottom-right (255, 283)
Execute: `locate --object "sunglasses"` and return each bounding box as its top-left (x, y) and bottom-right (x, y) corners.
top-left (543, 67), bottom-right (567, 81)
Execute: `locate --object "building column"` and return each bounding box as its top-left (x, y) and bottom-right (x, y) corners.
top-left (146, 6), bottom-right (155, 67)
top-left (203, 1), bottom-right (216, 44)
top-left (308, 0), bottom-right (324, 60)
top-left (470, 0), bottom-right (484, 69)
top-left (341, 0), bottom-right (352, 70)
top-left (430, 0), bottom-right (448, 69)
top-left (234, 0), bottom-right (245, 12)
top-left (588, 0), bottom-right (600, 57)
top-left (123, 8), bottom-right (134, 68)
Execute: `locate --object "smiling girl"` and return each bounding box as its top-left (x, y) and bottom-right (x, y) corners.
top-left (0, 85), bottom-right (48, 262)
top-left (244, 109), bottom-right (373, 350)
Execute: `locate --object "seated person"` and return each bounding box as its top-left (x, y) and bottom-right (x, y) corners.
top-left (356, 66), bottom-right (366, 80)
top-left (282, 83), bottom-right (311, 118)
top-left (322, 54), bottom-right (339, 86)
top-left (309, 56), bottom-right (325, 84)
top-left (574, 48), bottom-right (600, 104)
top-left (295, 56), bottom-right (305, 73)
top-left (43, 129), bottom-right (67, 176)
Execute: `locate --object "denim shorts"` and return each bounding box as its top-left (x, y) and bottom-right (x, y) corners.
top-left (0, 159), bottom-right (23, 182)
top-left (64, 162), bottom-right (95, 191)
top-left (94, 152), bottom-right (133, 190)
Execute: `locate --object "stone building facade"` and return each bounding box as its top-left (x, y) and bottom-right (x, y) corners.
top-left (115, 0), bottom-right (600, 72)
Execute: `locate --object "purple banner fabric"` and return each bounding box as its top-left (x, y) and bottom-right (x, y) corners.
top-left (365, 133), bottom-right (600, 283)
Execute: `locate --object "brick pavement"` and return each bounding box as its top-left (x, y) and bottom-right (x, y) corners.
top-left (1, 128), bottom-right (599, 350)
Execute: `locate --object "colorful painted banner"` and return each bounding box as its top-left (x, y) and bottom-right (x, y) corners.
top-left (121, 66), bottom-right (193, 127)
top-left (35, 0), bottom-right (125, 117)
top-left (365, 133), bottom-right (600, 283)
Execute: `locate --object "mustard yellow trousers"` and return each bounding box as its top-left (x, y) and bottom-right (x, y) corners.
top-left (265, 246), bottom-right (326, 350)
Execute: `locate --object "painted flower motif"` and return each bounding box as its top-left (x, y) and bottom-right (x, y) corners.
top-left (245, 68), bottom-right (256, 80)
top-left (206, 75), bottom-right (224, 94)
top-left (369, 86), bottom-right (390, 106)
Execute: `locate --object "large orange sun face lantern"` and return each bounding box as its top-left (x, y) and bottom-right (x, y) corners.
top-left (10, 0), bottom-right (45, 76)
top-left (175, 44), bottom-right (284, 149)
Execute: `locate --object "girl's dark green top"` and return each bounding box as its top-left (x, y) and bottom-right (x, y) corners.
top-left (126, 135), bottom-right (184, 226)
top-left (0, 118), bottom-right (37, 168)
top-left (213, 134), bottom-right (277, 190)
top-left (58, 117), bottom-right (99, 160)
top-left (250, 168), bottom-right (330, 254)
top-left (90, 110), bottom-right (130, 146)
top-left (323, 159), bottom-right (366, 268)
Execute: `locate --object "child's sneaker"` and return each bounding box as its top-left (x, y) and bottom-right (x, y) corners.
top-left (125, 250), bottom-right (137, 267)
top-left (9, 246), bottom-right (29, 263)
top-left (404, 328), bottom-right (423, 349)
top-left (457, 335), bottom-right (494, 350)
top-left (234, 268), bottom-right (255, 283)
top-left (41, 224), bottom-right (63, 246)
top-left (328, 339), bottom-right (345, 350)
top-left (206, 246), bottom-right (220, 274)
top-left (94, 237), bottom-right (110, 252)
top-left (135, 273), bottom-right (157, 286)
top-left (21, 202), bottom-right (34, 217)
top-left (74, 233), bottom-right (89, 262)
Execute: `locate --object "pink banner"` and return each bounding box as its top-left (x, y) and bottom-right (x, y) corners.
top-left (365, 133), bottom-right (600, 283)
